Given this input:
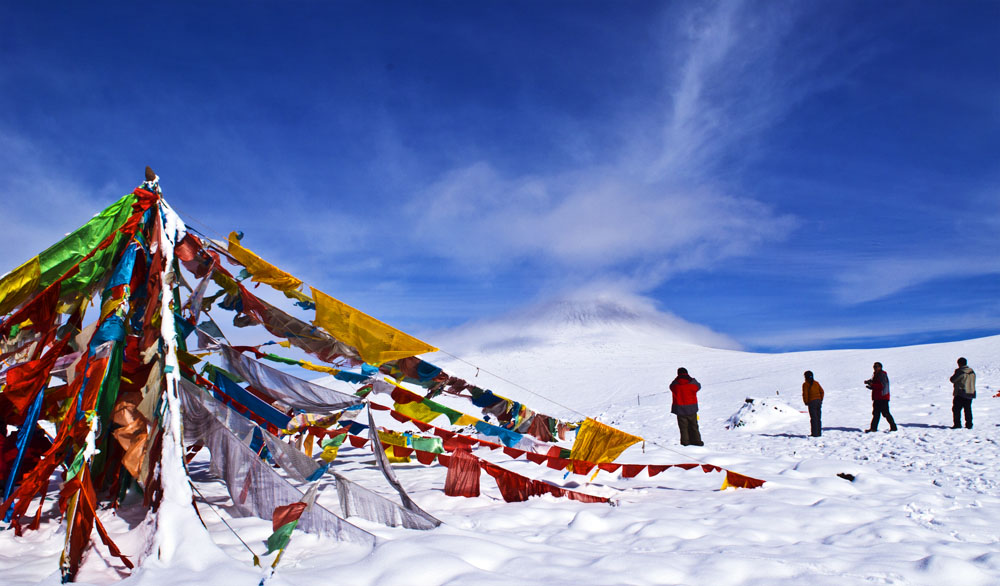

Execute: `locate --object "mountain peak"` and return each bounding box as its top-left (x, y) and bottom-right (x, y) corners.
top-left (430, 290), bottom-right (741, 354)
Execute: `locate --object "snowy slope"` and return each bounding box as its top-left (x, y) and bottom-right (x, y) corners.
top-left (2, 297), bottom-right (998, 585)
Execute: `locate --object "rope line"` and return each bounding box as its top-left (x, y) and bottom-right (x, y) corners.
top-left (188, 480), bottom-right (262, 565)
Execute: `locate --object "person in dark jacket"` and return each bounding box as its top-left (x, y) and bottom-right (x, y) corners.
top-left (802, 371), bottom-right (824, 437)
top-left (670, 367), bottom-right (703, 446)
top-left (865, 362), bottom-right (896, 432)
top-left (949, 357), bottom-right (976, 429)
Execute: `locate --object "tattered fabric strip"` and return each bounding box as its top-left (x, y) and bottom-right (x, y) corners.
top-left (332, 472), bottom-right (439, 530)
top-left (221, 344), bottom-right (362, 413)
top-left (179, 380), bottom-right (322, 482)
top-left (365, 406), bottom-right (441, 528)
top-left (179, 382), bottom-right (375, 546)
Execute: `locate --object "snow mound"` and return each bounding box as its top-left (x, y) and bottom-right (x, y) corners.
top-left (725, 397), bottom-right (803, 431)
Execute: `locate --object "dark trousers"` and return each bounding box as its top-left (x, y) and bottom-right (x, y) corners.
top-left (952, 396), bottom-right (973, 428)
top-left (676, 414), bottom-right (703, 446)
top-left (870, 399), bottom-right (896, 431)
top-left (808, 400), bottom-right (822, 437)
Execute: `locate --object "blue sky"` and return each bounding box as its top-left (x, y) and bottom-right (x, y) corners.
top-left (1, 1), bottom-right (998, 352)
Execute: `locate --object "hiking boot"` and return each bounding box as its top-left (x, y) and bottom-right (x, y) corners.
top-left (864, 428), bottom-right (876, 433)
top-left (888, 427), bottom-right (898, 432)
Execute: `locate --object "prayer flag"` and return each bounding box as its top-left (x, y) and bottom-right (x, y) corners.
top-left (226, 232), bottom-right (303, 292)
top-left (311, 287), bottom-right (437, 365)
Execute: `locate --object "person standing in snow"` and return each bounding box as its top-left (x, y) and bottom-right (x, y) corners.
top-left (949, 357), bottom-right (976, 429)
top-left (802, 371), bottom-right (824, 437)
top-left (670, 367), bottom-right (703, 446)
top-left (865, 362), bottom-right (897, 432)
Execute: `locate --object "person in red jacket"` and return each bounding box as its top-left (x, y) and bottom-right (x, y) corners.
top-left (865, 362), bottom-right (897, 432)
top-left (670, 367), bottom-right (703, 446)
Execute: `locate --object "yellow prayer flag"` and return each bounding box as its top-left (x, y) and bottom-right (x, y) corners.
top-left (320, 446), bottom-right (340, 462)
top-left (297, 360), bottom-right (340, 376)
top-left (0, 256), bottom-right (41, 316)
top-left (378, 430), bottom-right (411, 463)
top-left (569, 418), bottom-right (643, 465)
top-left (311, 287), bottom-right (437, 365)
top-left (394, 401), bottom-right (444, 424)
top-left (227, 232), bottom-right (303, 292)
top-left (455, 414), bottom-right (481, 427)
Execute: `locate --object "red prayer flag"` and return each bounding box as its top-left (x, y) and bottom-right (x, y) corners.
top-left (443, 449), bottom-right (479, 497)
top-left (571, 460), bottom-right (596, 475)
top-left (725, 470), bottom-right (766, 489)
top-left (622, 464), bottom-right (646, 478)
top-left (525, 452), bottom-right (547, 465)
top-left (390, 387), bottom-right (422, 404)
top-left (432, 428), bottom-right (455, 439)
top-left (546, 457), bottom-right (570, 471)
top-left (392, 446), bottom-right (413, 458)
top-left (503, 447), bottom-right (525, 459)
top-left (415, 450), bottom-right (437, 465)
top-left (647, 465), bottom-right (670, 477)
top-left (272, 501), bottom-right (308, 532)
top-left (598, 463), bottom-right (621, 473)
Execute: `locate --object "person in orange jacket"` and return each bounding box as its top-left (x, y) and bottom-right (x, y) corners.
top-left (802, 371), bottom-right (824, 437)
top-left (669, 367), bottom-right (703, 446)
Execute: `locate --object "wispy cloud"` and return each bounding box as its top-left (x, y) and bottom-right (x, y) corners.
top-left (744, 306), bottom-right (1000, 351)
top-left (0, 129), bottom-right (118, 274)
top-left (833, 256), bottom-right (1000, 305)
top-left (390, 0), bottom-right (811, 292)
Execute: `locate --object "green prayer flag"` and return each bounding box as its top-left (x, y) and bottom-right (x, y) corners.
top-left (265, 520), bottom-right (298, 554)
top-left (66, 447), bottom-right (87, 480)
top-left (38, 192), bottom-right (138, 295)
top-left (411, 436), bottom-right (444, 454)
top-left (321, 434), bottom-right (346, 449)
top-left (264, 353), bottom-right (301, 366)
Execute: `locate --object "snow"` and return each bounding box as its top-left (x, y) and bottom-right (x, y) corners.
top-left (2, 307), bottom-right (999, 585)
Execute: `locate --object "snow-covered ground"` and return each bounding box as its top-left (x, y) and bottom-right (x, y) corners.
top-left (2, 303), bottom-right (998, 585)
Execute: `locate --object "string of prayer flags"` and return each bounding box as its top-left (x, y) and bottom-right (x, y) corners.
top-left (368, 400), bottom-right (764, 487)
top-left (378, 357), bottom-right (577, 444)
